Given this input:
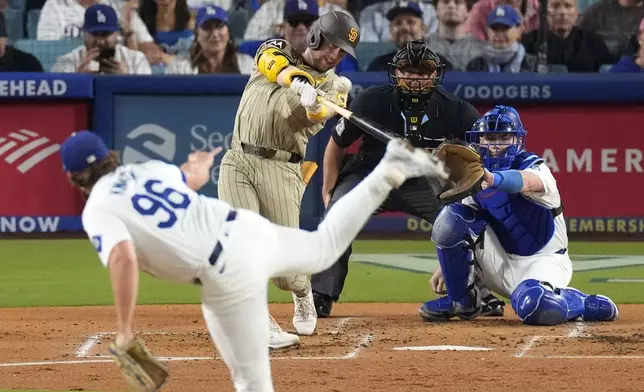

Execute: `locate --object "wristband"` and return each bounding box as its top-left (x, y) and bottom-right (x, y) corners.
top-left (490, 170), bottom-right (523, 193)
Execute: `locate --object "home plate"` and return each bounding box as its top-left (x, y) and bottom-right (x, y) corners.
top-left (393, 345), bottom-right (494, 351)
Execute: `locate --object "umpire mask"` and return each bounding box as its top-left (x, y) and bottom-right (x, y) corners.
top-left (389, 40), bottom-right (445, 111)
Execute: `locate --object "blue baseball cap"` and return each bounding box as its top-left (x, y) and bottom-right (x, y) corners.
top-left (196, 5), bottom-right (229, 27)
top-left (284, 0), bottom-right (319, 19)
top-left (60, 131), bottom-right (110, 173)
top-left (83, 4), bottom-right (120, 33)
top-left (386, 0), bottom-right (423, 21)
top-left (487, 5), bottom-right (522, 27)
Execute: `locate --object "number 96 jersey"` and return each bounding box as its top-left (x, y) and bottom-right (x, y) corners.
top-left (81, 160), bottom-right (230, 283)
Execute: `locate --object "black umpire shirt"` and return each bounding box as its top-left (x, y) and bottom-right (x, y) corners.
top-left (332, 84), bottom-right (480, 173)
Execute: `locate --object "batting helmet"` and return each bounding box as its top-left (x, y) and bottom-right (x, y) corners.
top-left (306, 11), bottom-right (360, 58)
top-left (388, 40), bottom-right (445, 105)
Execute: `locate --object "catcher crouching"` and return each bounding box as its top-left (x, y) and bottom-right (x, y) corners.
top-left (420, 105), bottom-right (619, 325)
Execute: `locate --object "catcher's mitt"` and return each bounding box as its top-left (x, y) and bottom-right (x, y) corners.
top-left (109, 338), bottom-right (169, 392)
top-left (434, 140), bottom-right (485, 203)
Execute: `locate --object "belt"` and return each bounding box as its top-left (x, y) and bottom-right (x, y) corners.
top-left (241, 142), bottom-right (302, 164)
top-left (193, 209), bottom-right (237, 286)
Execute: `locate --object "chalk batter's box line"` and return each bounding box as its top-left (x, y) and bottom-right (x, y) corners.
top-left (0, 334), bottom-right (374, 368)
top-left (74, 317), bottom-right (360, 359)
top-left (514, 322), bottom-right (644, 359)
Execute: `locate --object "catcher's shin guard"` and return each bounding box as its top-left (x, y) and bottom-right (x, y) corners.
top-left (431, 203), bottom-right (485, 305)
top-left (559, 288), bottom-right (619, 322)
top-left (512, 280), bottom-right (619, 326)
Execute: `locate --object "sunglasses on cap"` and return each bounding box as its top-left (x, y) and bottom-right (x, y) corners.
top-left (286, 15), bottom-right (316, 28)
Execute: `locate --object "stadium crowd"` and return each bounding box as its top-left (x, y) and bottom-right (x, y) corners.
top-left (0, 0), bottom-right (642, 73)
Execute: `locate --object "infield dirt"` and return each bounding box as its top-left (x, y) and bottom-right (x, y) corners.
top-left (0, 303), bottom-right (642, 392)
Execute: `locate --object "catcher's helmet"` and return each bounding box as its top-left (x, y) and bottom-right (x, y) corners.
top-left (306, 11), bottom-right (360, 58)
top-left (466, 105), bottom-right (527, 171)
top-left (389, 40), bottom-right (445, 105)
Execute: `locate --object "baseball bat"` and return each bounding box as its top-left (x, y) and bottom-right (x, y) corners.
top-left (315, 95), bottom-right (401, 144)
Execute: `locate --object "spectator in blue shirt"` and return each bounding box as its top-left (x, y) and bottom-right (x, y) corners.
top-left (238, 0), bottom-right (359, 72)
top-left (609, 17), bottom-right (644, 72)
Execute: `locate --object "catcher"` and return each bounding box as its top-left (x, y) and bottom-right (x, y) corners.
top-left (218, 11), bottom-right (360, 347)
top-left (311, 40), bottom-right (505, 319)
top-left (419, 105), bottom-right (619, 325)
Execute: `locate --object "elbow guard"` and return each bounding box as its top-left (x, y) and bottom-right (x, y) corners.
top-left (280, 67), bottom-right (316, 87)
top-left (257, 48), bottom-right (290, 83)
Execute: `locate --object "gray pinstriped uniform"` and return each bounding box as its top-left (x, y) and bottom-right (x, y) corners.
top-left (218, 39), bottom-right (342, 294)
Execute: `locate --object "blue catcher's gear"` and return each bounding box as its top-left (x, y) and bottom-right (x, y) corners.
top-left (511, 279), bottom-right (619, 326)
top-left (473, 151), bottom-right (561, 256)
top-left (466, 105), bottom-right (527, 171)
top-left (421, 203), bottom-right (487, 320)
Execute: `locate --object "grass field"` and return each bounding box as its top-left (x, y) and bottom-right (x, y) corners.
top-left (2, 239), bottom-right (644, 308)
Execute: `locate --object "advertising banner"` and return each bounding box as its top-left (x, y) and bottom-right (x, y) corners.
top-left (112, 94), bottom-right (239, 198)
top-left (0, 102), bottom-right (89, 233)
top-left (111, 94), bottom-right (324, 223)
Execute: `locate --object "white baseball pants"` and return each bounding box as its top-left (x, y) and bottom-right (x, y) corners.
top-left (474, 227), bottom-right (573, 298)
top-left (195, 168), bottom-right (395, 392)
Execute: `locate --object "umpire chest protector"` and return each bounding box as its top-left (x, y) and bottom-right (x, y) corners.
top-left (473, 152), bottom-right (562, 256)
top-left (365, 86), bottom-right (466, 151)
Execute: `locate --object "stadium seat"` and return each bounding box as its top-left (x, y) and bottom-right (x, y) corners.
top-left (26, 9), bottom-right (40, 39)
top-left (548, 64), bottom-right (569, 73)
top-left (12, 38), bottom-right (83, 71)
top-left (355, 42), bottom-right (396, 71)
top-left (10, 0), bottom-right (26, 11)
top-left (151, 63), bottom-right (166, 75)
top-left (228, 7), bottom-right (249, 41)
top-left (3, 8), bottom-right (24, 42)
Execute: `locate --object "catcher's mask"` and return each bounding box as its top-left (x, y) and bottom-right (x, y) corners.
top-left (388, 40), bottom-right (445, 110)
top-left (465, 105), bottom-right (527, 171)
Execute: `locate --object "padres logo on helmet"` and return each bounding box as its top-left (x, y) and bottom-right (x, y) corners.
top-left (348, 28), bottom-right (358, 43)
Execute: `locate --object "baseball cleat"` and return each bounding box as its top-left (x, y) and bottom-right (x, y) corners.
top-left (292, 291), bottom-right (317, 335)
top-left (313, 291), bottom-right (333, 318)
top-left (381, 139), bottom-right (448, 188)
top-left (419, 287), bottom-right (482, 321)
top-left (419, 295), bottom-right (454, 321)
top-left (269, 315), bottom-right (300, 349)
top-left (480, 294), bottom-right (505, 317)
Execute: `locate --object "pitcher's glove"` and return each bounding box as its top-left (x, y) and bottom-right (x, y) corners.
top-left (434, 140), bottom-right (485, 203)
top-left (109, 338), bottom-right (169, 392)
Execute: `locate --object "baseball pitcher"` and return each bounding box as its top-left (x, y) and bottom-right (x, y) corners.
top-left (61, 130), bottom-right (447, 392)
top-left (218, 10), bottom-right (361, 346)
top-left (419, 106), bottom-right (619, 325)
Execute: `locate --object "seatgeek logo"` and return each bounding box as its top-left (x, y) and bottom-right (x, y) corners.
top-left (0, 129), bottom-right (60, 173)
top-left (122, 124), bottom-right (177, 164)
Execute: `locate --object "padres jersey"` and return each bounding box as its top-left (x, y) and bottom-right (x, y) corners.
top-left (232, 39), bottom-right (342, 157)
top-left (82, 160), bottom-right (232, 284)
top-left (463, 157), bottom-right (568, 257)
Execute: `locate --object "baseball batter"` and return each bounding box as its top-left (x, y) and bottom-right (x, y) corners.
top-left (61, 130), bottom-right (447, 392)
top-left (419, 106), bottom-right (619, 325)
top-left (218, 10), bottom-right (361, 346)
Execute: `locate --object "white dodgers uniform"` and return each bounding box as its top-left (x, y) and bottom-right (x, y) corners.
top-left (81, 158), bottom-right (401, 392)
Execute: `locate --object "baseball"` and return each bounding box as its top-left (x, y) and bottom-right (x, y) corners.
top-left (336, 76), bottom-right (353, 93)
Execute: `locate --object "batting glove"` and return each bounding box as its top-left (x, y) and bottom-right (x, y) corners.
top-left (290, 79), bottom-right (323, 113)
top-left (299, 83), bottom-right (321, 112)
